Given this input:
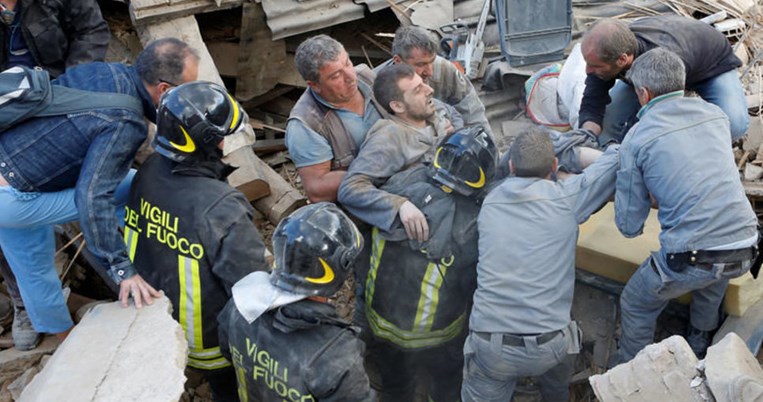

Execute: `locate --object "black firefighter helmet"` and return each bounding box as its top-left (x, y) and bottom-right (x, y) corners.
top-left (431, 125), bottom-right (498, 197)
top-left (153, 81), bottom-right (246, 163)
top-left (271, 203), bottom-right (363, 297)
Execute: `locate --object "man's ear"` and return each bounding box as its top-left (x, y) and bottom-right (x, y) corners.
top-left (392, 55), bottom-right (403, 64)
top-left (390, 100), bottom-right (405, 115)
top-left (306, 80), bottom-right (319, 93)
top-left (616, 53), bottom-right (630, 68)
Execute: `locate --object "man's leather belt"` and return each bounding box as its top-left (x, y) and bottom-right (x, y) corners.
top-left (475, 330), bottom-right (562, 347)
top-left (667, 246), bottom-right (756, 266)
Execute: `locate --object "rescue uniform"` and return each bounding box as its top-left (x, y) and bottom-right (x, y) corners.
top-left (125, 153), bottom-right (268, 401)
top-left (338, 106), bottom-right (467, 401)
top-left (218, 272), bottom-right (372, 402)
top-left (368, 166), bottom-right (480, 401)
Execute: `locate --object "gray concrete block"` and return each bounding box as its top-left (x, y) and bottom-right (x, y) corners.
top-left (589, 335), bottom-right (704, 401)
top-left (19, 296), bottom-right (187, 402)
top-left (0, 337), bottom-right (59, 384)
top-left (705, 333), bottom-right (763, 402)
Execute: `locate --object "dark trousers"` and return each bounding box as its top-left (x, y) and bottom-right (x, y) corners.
top-left (371, 333), bottom-right (465, 402)
top-left (196, 366), bottom-right (239, 402)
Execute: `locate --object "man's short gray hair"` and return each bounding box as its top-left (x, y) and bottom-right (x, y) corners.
top-left (583, 19), bottom-right (637, 63)
top-left (626, 48), bottom-right (686, 97)
top-left (135, 38), bottom-right (199, 85)
top-left (509, 128), bottom-right (555, 178)
top-left (294, 34), bottom-right (345, 83)
top-left (391, 25), bottom-right (438, 60)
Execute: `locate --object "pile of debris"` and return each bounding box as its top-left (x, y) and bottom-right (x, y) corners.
top-left (590, 333), bottom-right (763, 401)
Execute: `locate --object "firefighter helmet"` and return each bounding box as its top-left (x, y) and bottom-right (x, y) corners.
top-left (154, 81), bottom-right (247, 163)
top-left (431, 125), bottom-right (498, 197)
top-left (271, 203), bottom-right (363, 297)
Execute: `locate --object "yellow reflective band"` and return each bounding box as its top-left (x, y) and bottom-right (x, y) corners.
top-left (187, 355), bottom-right (231, 370)
top-left (413, 261), bottom-right (447, 332)
top-left (355, 225), bottom-right (362, 249)
top-left (170, 126), bottom-right (196, 153)
top-left (465, 167), bottom-right (485, 188)
top-left (178, 256), bottom-right (204, 350)
top-left (305, 258), bottom-right (335, 284)
top-left (367, 305), bottom-right (466, 349)
top-left (236, 366), bottom-right (248, 402)
top-left (365, 228), bottom-right (386, 306)
top-left (188, 346), bottom-right (223, 358)
top-left (227, 93), bottom-right (240, 129)
top-left (433, 147), bottom-right (443, 169)
top-left (123, 227), bottom-right (139, 262)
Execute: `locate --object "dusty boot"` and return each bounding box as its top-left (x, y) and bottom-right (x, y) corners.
top-left (12, 306), bottom-right (41, 351)
top-left (686, 325), bottom-right (712, 359)
top-left (0, 293), bottom-right (12, 328)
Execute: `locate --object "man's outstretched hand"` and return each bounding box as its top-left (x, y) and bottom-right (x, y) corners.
top-left (119, 274), bottom-right (162, 308)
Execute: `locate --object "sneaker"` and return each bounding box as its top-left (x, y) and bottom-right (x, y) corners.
top-left (686, 325), bottom-right (712, 359)
top-left (12, 306), bottom-right (41, 351)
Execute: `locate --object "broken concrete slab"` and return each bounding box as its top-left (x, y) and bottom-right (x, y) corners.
top-left (705, 333), bottom-right (763, 402)
top-left (589, 335), bottom-right (704, 401)
top-left (19, 296), bottom-right (187, 402)
top-left (0, 337), bottom-right (59, 384)
top-left (8, 367), bottom-right (37, 401)
top-left (714, 297), bottom-right (763, 355)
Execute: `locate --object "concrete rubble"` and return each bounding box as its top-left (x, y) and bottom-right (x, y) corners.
top-left (0, 337), bottom-right (59, 385)
top-left (705, 333), bottom-right (763, 402)
top-left (18, 296), bottom-right (187, 402)
top-left (590, 333), bottom-right (763, 402)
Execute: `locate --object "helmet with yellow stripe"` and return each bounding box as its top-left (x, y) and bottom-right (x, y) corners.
top-left (271, 203), bottom-right (363, 297)
top-left (431, 125), bottom-right (498, 197)
top-left (154, 81), bottom-right (247, 163)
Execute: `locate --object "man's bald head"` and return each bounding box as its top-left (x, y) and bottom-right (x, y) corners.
top-left (582, 19), bottom-right (638, 63)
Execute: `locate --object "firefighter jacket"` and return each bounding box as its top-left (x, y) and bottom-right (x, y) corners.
top-left (365, 166), bottom-right (481, 349)
top-left (218, 298), bottom-right (372, 402)
top-left (124, 154), bottom-right (268, 371)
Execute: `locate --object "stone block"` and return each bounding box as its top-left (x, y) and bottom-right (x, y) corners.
top-left (705, 333), bottom-right (763, 402)
top-left (0, 337), bottom-right (59, 384)
top-left (8, 367), bottom-right (37, 400)
top-left (589, 336), bottom-right (704, 401)
top-left (19, 296), bottom-right (187, 402)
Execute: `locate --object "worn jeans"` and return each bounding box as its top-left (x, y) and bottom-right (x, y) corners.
top-left (618, 250), bottom-right (752, 363)
top-left (599, 70), bottom-right (750, 145)
top-left (0, 170), bottom-right (134, 333)
top-left (461, 330), bottom-right (572, 402)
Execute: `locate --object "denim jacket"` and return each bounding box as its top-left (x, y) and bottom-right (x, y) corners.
top-left (0, 62), bottom-right (156, 282)
top-left (614, 93), bottom-right (757, 252)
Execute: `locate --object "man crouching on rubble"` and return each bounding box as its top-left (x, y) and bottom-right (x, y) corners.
top-left (124, 81), bottom-right (268, 401)
top-left (463, 128), bottom-right (620, 402)
top-left (218, 203), bottom-right (372, 401)
top-left (614, 48), bottom-right (758, 362)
